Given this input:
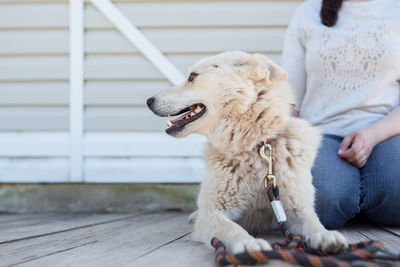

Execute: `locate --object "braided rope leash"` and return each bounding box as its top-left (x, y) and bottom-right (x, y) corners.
top-left (211, 142), bottom-right (400, 267)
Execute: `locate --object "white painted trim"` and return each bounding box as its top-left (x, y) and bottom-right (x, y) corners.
top-left (0, 157), bottom-right (204, 183)
top-left (0, 158), bottom-right (69, 183)
top-left (69, 0), bottom-right (84, 182)
top-left (0, 133), bottom-right (69, 157)
top-left (84, 132), bottom-right (206, 157)
top-left (90, 0), bottom-right (185, 86)
top-left (85, 158), bottom-right (204, 183)
top-left (0, 132), bottom-right (206, 157)
top-left (0, 132), bottom-right (206, 183)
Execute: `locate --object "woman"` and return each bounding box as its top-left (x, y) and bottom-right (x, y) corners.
top-left (281, 0), bottom-right (400, 229)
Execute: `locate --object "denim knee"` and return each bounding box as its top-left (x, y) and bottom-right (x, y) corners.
top-left (361, 135), bottom-right (400, 226)
top-left (312, 134), bottom-right (361, 229)
top-left (313, 179), bottom-right (360, 229)
top-left (361, 174), bottom-right (400, 225)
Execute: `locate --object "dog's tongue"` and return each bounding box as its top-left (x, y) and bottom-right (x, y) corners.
top-left (170, 110), bottom-right (191, 124)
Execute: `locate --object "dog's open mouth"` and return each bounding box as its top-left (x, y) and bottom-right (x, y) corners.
top-left (166, 103), bottom-right (206, 133)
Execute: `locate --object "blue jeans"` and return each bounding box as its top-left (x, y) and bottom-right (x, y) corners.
top-left (312, 134), bottom-right (400, 229)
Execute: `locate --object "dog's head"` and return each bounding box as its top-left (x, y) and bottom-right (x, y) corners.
top-left (147, 51), bottom-right (294, 152)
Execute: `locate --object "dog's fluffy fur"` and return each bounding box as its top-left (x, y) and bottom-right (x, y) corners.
top-left (147, 51), bottom-right (348, 253)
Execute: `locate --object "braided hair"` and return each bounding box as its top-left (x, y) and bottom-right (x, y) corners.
top-left (320, 0), bottom-right (344, 27)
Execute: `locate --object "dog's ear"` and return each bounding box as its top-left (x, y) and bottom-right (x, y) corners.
top-left (246, 54), bottom-right (287, 83)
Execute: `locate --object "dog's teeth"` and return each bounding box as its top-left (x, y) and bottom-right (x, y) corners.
top-left (190, 112), bottom-right (195, 116)
top-left (167, 120), bottom-right (173, 128)
top-left (195, 106), bottom-right (202, 113)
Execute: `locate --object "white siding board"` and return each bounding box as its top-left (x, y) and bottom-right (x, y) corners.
top-left (0, 55), bottom-right (281, 81)
top-left (0, 132), bottom-right (203, 157)
top-left (0, 132), bottom-right (206, 182)
top-left (0, 158), bottom-right (69, 183)
top-left (0, 107), bottom-right (68, 131)
top-left (84, 107), bottom-right (166, 131)
top-left (85, 28), bottom-right (285, 54)
top-left (0, 107), bottom-right (176, 132)
top-left (0, 31), bottom-right (68, 55)
top-left (84, 157), bottom-right (205, 183)
top-left (0, 2), bottom-right (299, 29)
top-left (84, 54), bottom-right (281, 80)
top-left (0, 4), bottom-right (68, 29)
top-left (0, 82), bottom-right (165, 106)
top-left (0, 132), bottom-right (68, 156)
top-left (0, 56), bottom-right (68, 81)
top-left (0, 0), bottom-right (66, 3)
top-left (85, 2), bottom-right (299, 28)
top-left (84, 132), bottom-right (206, 157)
top-left (85, 81), bottom-right (169, 105)
top-left (0, 107), bottom-right (171, 131)
top-left (0, 0), bottom-right (299, 2)
top-left (0, 28), bottom-right (284, 55)
top-left (0, 82), bottom-right (68, 105)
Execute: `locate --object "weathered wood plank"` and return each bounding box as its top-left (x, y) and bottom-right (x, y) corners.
top-left (0, 213), bottom-right (139, 244)
top-left (0, 214), bottom-right (48, 224)
top-left (354, 225), bottom-right (400, 251)
top-left (381, 226), bottom-right (400, 237)
top-left (1, 213), bottom-right (399, 267)
top-left (132, 233), bottom-right (216, 267)
top-left (133, 226), bottom-right (386, 267)
top-left (2, 212), bottom-right (191, 266)
top-left (339, 226), bottom-right (372, 244)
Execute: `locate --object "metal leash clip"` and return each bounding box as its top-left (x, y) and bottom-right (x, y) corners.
top-left (259, 143), bottom-right (276, 188)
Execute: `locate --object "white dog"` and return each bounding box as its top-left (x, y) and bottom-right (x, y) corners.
top-left (147, 51), bottom-right (348, 253)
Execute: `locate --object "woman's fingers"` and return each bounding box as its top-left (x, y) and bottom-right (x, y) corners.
top-left (339, 133), bottom-right (362, 159)
top-left (338, 128), bottom-right (376, 168)
top-left (346, 149), bottom-right (368, 168)
top-left (338, 132), bottom-right (357, 156)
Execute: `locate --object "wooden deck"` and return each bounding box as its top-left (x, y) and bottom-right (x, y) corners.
top-left (1, 212), bottom-right (399, 267)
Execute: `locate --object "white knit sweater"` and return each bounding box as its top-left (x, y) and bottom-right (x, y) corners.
top-left (281, 0), bottom-right (400, 137)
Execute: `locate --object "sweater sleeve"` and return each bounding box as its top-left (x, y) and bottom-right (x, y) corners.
top-left (281, 6), bottom-right (307, 111)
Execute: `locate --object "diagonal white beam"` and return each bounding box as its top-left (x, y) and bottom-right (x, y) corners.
top-left (90, 0), bottom-right (185, 86)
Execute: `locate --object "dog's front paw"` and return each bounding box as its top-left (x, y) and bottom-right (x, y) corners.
top-left (307, 230), bottom-right (348, 253)
top-left (231, 237), bottom-right (272, 254)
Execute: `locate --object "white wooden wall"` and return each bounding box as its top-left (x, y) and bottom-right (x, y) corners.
top-left (0, 0), bottom-right (302, 183)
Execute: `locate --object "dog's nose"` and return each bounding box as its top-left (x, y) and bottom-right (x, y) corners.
top-left (146, 97), bottom-right (155, 108)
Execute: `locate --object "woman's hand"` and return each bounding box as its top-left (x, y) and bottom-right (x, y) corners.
top-left (338, 128), bottom-right (378, 168)
top-left (338, 106), bottom-right (400, 168)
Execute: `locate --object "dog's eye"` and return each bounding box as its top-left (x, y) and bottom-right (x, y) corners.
top-left (188, 72), bottom-right (199, 82)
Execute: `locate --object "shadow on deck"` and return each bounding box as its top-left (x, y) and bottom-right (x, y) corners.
top-left (1, 212), bottom-right (399, 267)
